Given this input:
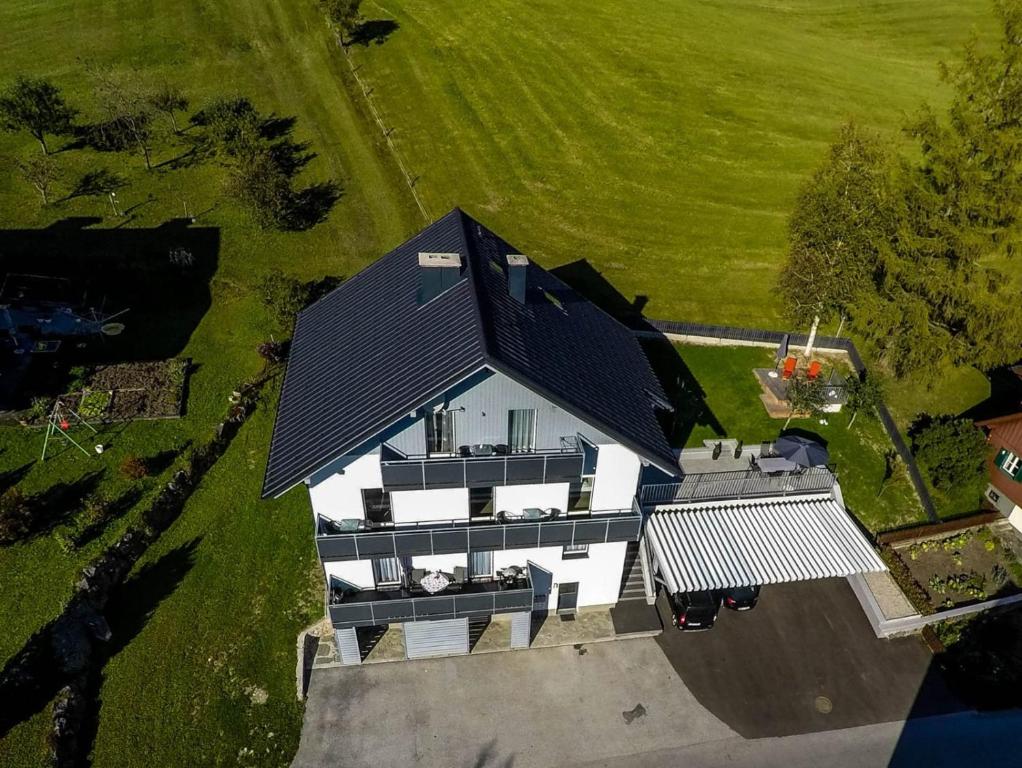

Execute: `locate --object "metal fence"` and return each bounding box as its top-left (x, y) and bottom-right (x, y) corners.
top-left (641, 319), bottom-right (937, 523)
top-left (640, 466), bottom-right (836, 506)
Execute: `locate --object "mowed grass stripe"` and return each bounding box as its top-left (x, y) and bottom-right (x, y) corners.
top-left (352, 0), bottom-right (995, 324)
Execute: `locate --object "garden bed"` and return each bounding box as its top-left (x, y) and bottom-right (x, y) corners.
top-left (62, 359), bottom-right (189, 423)
top-left (893, 527), bottom-right (1022, 611)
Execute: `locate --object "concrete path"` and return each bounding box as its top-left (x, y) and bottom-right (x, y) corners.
top-left (293, 638), bottom-right (735, 768)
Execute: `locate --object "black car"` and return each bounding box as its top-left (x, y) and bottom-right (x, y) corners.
top-left (722, 584), bottom-right (761, 611)
top-left (667, 590), bottom-right (722, 630)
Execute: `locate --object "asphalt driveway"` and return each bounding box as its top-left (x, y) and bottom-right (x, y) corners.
top-left (293, 638), bottom-right (735, 768)
top-left (655, 577), bottom-right (963, 738)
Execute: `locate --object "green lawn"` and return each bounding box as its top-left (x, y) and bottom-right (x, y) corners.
top-left (347, 0), bottom-right (997, 327)
top-left (0, 0), bottom-right (419, 763)
top-left (650, 343), bottom-right (927, 533)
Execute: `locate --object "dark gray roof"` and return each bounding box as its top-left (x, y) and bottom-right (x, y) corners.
top-left (262, 209), bottom-right (674, 497)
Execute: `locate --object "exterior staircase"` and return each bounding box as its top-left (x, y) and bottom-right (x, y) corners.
top-left (618, 541), bottom-right (648, 602)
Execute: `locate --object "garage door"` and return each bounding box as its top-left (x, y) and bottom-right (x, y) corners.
top-left (404, 618), bottom-right (469, 660)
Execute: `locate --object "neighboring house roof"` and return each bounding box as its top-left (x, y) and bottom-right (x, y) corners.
top-left (262, 209), bottom-right (675, 498)
top-left (977, 412), bottom-right (1022, 507)
top-left (645, 493), bottom-right (886, 593)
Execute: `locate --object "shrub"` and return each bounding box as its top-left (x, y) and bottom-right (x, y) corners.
top-left (257, 339), bottom-right (289, 364)
top-left (911, 415), bottom-right (988, 493)
top-left (0, 488), bottom-right (32, 544)
top-left (119, 455), bottom-right (149, 480)
top-left (257, 270), bottom-right (310, 329)
top-left (879, 543), bottom-right (933, 615)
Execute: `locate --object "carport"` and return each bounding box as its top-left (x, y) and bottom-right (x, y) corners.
top-left (644, 492), bottom-right (885, 593)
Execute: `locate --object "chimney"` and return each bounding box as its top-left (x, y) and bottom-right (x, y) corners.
top-left (417, 252), bottom-right (462, 305)
top-left (506, 254), bottom-right (528, 303)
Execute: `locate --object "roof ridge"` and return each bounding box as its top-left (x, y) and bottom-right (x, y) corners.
top-left (453, 207), bottom-right (496, 362)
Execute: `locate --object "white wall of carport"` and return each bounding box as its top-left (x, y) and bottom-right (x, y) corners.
top-left (494, 482), bottom-right (568, 517)
top-left (590, 444), bottom-right (641, 511)
top-left (494, 541), bottom-right (626, 609)
top-left (307, 451), bottom-right (382, 522)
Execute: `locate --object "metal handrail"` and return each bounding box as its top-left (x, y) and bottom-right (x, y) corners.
top-left (639, 466), bottom-right (836, 506)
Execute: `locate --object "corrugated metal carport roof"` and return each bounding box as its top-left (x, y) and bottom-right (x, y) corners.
top-left (646, 493), bottom-right (885, 593)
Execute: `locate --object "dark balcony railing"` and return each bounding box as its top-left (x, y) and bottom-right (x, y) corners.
top-left (639, 466), bottom-right (836, 506)
top-left (316, 503), bottom-right (642, 562)
top-left (328, 578), bottom-right (534, 628)
top-left (380, 447), bottom-right (584, 491)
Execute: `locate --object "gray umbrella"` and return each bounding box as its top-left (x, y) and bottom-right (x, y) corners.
top-left (774, 435), bottom-right (829, 467)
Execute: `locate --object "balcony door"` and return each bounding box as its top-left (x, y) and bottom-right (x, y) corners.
top-left (468, 550), bottom-right (493, 580)
top-left (508, 408), bottom-right (537, 453)
top-left (425, 409), bottom-right (457, 456)
top-left (372, 556), bottom-right (403, 588)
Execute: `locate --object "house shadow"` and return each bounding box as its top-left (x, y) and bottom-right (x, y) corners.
top-left (886, 605), bottom-right (1022, 766)
top-left (551, 259), bottom-right (652, 329)
top-left (961, 364), bottom-right (1022, 422)
top-left (0, 217), bottom-right (219, 407)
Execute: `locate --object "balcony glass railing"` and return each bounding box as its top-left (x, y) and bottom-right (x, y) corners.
top-left (327, 577), bottom-right (534, 628)
top-left (380, 444), bottom-right (584, 491)
top-left (316, 501), bottom-right (643, 562)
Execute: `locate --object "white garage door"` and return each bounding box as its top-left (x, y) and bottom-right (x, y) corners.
top-left (404, 618), bottom-right (469, 660)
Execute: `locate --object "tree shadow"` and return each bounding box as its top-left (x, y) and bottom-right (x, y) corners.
top-left (777, 426), bottom-right (829, 448)
top-left (71, 485), bottom-right (143, 549)
top-left (0, 462), bottom-right (33, 495)
top-left (25, 471), bottom-right (106, 539)
top-left (350, 19), bottom-right (400, 46)
top-left (62, 169), bottom-right (128, 202)
top-left (144, 441), bottom-right (191, 476)
top-left (287, 180), bottom-right (343, 231)
top-left (259, 114), bottom-right (298, 141)
top-left (269, 138), bottom-right (316, 178)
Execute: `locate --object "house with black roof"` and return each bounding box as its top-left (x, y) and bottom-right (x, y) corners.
top-left (264, 209), bottom-right (886, 663)
top-left (264, 209), bottom-right (678, 662)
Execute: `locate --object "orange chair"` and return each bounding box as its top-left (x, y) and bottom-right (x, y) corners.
top-left (782, 356), bottom-right (797, 380)
top-left (807, 361), bottom-right (822, 381)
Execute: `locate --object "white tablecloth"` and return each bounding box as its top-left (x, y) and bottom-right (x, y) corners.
top-left (420, 572), bottom-right (451, 594)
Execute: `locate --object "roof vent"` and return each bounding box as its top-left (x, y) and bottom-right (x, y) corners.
top-left (506, 254), bottom-right (528, 303)
top-left (417, 252), bottom-right (462, 305)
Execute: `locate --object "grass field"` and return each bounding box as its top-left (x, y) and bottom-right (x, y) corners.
top-left (0, 0), bottom-right (1001, 765)
top-left (347, 0), bottom-right (997, 327)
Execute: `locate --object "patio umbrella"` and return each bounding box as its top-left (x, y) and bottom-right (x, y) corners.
top-left (774, 435), bottom-right (829, 467)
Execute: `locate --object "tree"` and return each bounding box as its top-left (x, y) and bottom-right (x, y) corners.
top-left (778, 123), bottom-right (896, 326)
top-left (323, 0), bottom-right (363, 43)
top-left (225, 149), bottom-right (295, 228)
top-left (784, 376), bottom-right (827, 428)
top-left (14, 154), bottom-right (60, 205)
top-left (89, 67), bottom-right (157, 170)
top-left (911, 415), bottom-right (988, 493)
top-left (194, 95), bottom-right (262, 158)
top-left (844, 370), bottom-right (884, 428)
top-left (258, 269), bottom-right (311, 329)
top-left (0, 76), bottom-right (76, 154)
top-left (148, 84), bottom-right (188, 134)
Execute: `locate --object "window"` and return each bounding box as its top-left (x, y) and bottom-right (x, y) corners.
top-left (562, 544), bottom-right (589, 560)
top-left (372, 557), bottom-right (402, 587)
top-left (361, 489), bottom-right (392, 524)
top-left (568, 477), bottom-right (594, 512)
top-left (425, 409), bottom-right (456, 455)
top-left (508, 408), bottom-right (537, 453)
top-left (469, 487), bottom-right (494, 518)
top-left (1001, 450), bottom-right (1022, 478)
top-left (469, 550), bottom-right (493, 579)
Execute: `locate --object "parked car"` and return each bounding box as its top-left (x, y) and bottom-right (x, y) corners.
top-left (667, 590), bottom-right (722, 630)
top-left (722, 584), bottom-right (761, 611)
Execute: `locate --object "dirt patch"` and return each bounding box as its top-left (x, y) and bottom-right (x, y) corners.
top-left (895, 527), bottom-right (1022, 610)
top-left (61, 359), bottom-right (189, 422)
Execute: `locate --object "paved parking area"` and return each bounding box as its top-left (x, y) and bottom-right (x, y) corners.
top-left (293, 638), bottom-right (735, 768)
top-left (655, 578), bottom-right (963, 738)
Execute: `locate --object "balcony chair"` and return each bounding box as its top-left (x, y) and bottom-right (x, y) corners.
top-left (807, 360), bottom-right (822, 381)
top-left (410, 568), bottom-right (427, 585)
top-left (782, 356), bottom-right (798, 380)
top-left (453, 566), bottom-right (467, 584)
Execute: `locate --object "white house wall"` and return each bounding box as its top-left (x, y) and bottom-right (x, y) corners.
top-left (324, 559), bottom-right (375, 590)
top-left (411, 553), bottom-right (468, 572)
top-left (386, 368), bottom-right (615, 455)
top-left (307, 451), bottom-right (382, 522)
top-left (494, 541), bottom-right (626, 609)
top-left (391, 487), bottom-right (469, 523)
top-left (590, 444), bottom-right (642, 511)
top-left (494, 482), bottom-right (569, 517)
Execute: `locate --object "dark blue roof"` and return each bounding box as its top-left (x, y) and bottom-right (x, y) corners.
top-left (262, 209), bottom-right (674, 497)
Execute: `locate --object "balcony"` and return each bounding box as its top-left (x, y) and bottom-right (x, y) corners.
top-left (639, 466), bottom-right (836, 506)
top-left (380, 441), bottom-right (585, 492)
top-left (328, 577), bottom-right (534, 629)
top-left (316, 502), bottom-right (642, 562)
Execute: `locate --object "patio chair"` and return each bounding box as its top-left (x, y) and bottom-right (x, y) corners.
top-left (410, 568), bottom-right (427, 585)
top-left (453, 566), bottom-right (467, 584)
top-left (807, 360), bottom-right (822, 381)
top-left (782, 356), bottom-right (797, 380)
